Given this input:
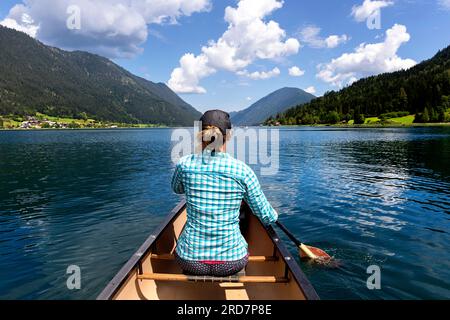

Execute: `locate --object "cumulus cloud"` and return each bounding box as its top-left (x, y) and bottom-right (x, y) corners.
top-left (0, 9), bottom-right (39, 38)
top-left (288, 66), bottom-right (305, 77)
top-left (132, 0), bottom-right (212, 24)
top-left (0, 0), bottom-right (211, 58)
top-left (304, 86), bottom-right (316, 94)
top-left (237, 67), bottom-right (281, 80)
top-left (351, 0), bottom-right (394, 22)
top-left (317, 24), bottom-right (416, 87)
top-left (325, 35), bottom-right (349, 48)
top-left (168, 0), bottom-right (300, 94)
top-left (299, 25), bottom-right (348, 49)
top-left (168, 53), bottom-right (215, 94)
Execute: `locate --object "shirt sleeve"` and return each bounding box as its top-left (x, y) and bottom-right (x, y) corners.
top-left (171, 163), bottom-right (185, 195)
top-left (243, 167), bottom-right (278, 225)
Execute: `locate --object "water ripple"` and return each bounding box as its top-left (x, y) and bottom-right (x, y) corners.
top-left (0, 127), bottom-right (449, 299)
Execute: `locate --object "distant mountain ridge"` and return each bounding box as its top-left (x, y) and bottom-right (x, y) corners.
top-left (0, 26), bottom-right (201, 126)
top-left (232, 87), bottom-right (316, 126)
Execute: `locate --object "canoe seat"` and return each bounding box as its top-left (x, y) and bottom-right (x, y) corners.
top-left (137, 273), bottom-right (289, 284)
top-left (150, 254), bottom-right (279, 263)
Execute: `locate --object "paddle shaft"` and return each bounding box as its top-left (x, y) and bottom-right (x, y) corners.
top-left (276, 221), bottom-right (302, 247)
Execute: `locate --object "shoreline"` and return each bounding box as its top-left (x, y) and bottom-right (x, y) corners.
top-left (2, 123), bottom-right (450, 131)
top-left (267, 123), bottom-right (450, 129)
top-left (0, 126), bottom-right (171, 131)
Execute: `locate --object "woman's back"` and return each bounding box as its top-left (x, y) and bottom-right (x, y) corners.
top-left (172, 150), bottom-right (277, 262)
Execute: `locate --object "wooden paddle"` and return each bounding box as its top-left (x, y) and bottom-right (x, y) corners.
top-left (275, 221), bottom-right (332, 263)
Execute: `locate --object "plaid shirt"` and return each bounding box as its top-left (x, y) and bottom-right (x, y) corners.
top-left (171, 151), bottom-right (278, 261)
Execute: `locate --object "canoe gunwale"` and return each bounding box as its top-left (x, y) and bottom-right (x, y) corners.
top-left (264, 225), bottom-right (320, 300)
top-left (97, 200), bottom-right (320, 300)
top-left (96, 200), bottom-right (186, 300)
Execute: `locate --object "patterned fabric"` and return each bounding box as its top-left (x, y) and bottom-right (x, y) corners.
top-left (175, 252), bottom-right (249, 277)
top-left (171, 150), bottom-right (278, 262)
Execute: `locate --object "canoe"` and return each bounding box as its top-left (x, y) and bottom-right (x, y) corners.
top-left (97, 201), bottom-right (319, 300)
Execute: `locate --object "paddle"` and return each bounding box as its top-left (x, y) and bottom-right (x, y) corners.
top-left (275, 221), bottom-right (332, 264)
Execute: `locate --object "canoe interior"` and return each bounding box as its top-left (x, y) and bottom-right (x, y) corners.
top-left (103, 202), bottom-right (317, 300)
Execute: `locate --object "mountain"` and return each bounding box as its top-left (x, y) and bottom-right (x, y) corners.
top-left (231, 87), bottom-right (316, 126)
top-left (273, 45), bottom-right (450, 125)
top-left (0, 26), bottom-right (201, 126)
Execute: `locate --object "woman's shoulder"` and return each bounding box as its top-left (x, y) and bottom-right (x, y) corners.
top-left (176, 154), bottom-right (195, 168)
top-left (223, 155), bottom-right (255, 177)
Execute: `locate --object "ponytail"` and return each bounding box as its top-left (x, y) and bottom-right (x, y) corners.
top-left (198, 125), bottom-right (230, 149)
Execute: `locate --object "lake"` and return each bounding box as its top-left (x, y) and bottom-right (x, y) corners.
top-left (0, 127), bottom-right (449, 299)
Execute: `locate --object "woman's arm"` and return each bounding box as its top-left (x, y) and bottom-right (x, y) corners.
top-left (171, 163), bottom-right (185, 194)
top-left (243, 168), bottom-right (278, 225)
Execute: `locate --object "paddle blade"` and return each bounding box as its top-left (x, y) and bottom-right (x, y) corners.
top-left (306, 245), bottom-right (331, 260)
top-left (299, 244), bottom-right (332, 264)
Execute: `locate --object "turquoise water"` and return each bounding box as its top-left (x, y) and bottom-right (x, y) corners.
top-left (0, 127), bottom-right (449, 299)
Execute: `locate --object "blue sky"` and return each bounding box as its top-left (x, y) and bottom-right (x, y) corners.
top-left (1, 0), bottom-right (449, 112)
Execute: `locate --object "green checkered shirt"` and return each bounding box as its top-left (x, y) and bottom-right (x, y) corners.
top-left (171, 150), bottom-right (278, 261)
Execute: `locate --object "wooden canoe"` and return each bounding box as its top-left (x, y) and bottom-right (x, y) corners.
top-left (97, 201), bottom-right (319, 300)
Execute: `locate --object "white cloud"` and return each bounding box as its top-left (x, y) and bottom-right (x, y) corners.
top-left (317, 24), bottom-right (416, 87)
top-left (325, 35), bottom-right (349, 48)
top-left (133, 0), bottom-right (212, 24)
top-left (237, 67), bottom-right (281, 80)
top-left (1, 11), bottom-right (39, 38)
top-left (0, 0), bottom-right (211, 58)
top-left (246, 97), bottom-right (253, 101)
top-left (168, 0), bottom-right (300, 94)
top-left (288, 66), bottom-right (305, 77)
top-left (351, 0), bottom-right (394, 22)
top-left (438, 0), bottom-right (450, 10)
top-left (299, 25), bottom-right (348, 49)
top-left (304, 86), bottom-right (316, 94)
top-left (168, 53), bottom-right (215, 94)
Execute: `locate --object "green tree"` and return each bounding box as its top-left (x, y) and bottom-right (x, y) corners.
top-left (399, 87), bottom-right (408, 110)
top-left (430, 107), bottom-right (439, 122)
top-left (68, 121), bottom-right (81, 129)
top-left (287, 117), bottom-right (296, 125)
top-left (78, 112), bottom-right (88, 121)
top-left (357, 113), bottom-right (365, 124)
top-left (303, 114), bottom-right (314, 125)
top-left (326, 111), bottom-right (340, 124)
top-left (353, 107), bottom-right (365, 124)
top-left (437, 106), bottom-right (446, 122)
top-left (265, 45), bottom-right (450, 125)
top-left (422, 107), bottom-right (430, 123)
top-left (442, 95), bottom-right (449, 108)
top-left (343, 113), bottom-right (352, 122)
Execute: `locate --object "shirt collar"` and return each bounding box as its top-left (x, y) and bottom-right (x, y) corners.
top-left (200, 149), bottom-right (229, 163)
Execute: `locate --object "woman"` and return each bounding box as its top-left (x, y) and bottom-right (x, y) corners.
top-left (171, 110), bottom-right (278, 277)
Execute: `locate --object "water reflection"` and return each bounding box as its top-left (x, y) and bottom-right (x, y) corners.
top-left (0, 130), bottom-right (180, 299)
top-left (0, 127), bottom-right (449, 299)
top-left (259, 127), bottom-right (450, 299)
